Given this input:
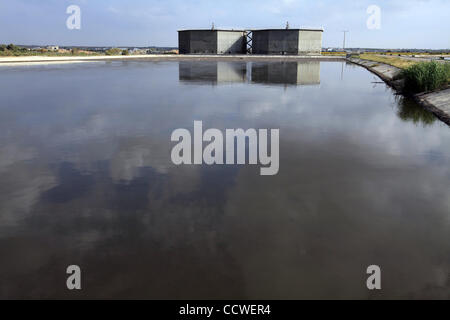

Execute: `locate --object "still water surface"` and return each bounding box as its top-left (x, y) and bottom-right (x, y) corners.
top-left (0, 60), bottom-right (449, 299)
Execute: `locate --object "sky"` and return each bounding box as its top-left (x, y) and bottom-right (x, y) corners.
top-left (0, 0), bottom-right (449, 49)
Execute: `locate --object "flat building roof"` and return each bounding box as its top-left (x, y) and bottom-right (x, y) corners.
top-left (252, 28), bottom-right (323, 32)
top-left (179, 28), bottom-right (323, 33)
top-left (178, 29), bottom-right (246, 32)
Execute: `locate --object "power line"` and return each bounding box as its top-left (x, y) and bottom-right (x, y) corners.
top-left (342, 30), bottom-right (349, 50)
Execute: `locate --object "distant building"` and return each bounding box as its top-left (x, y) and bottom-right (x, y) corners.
top-left (251, 29), bottom-right (323, 55)
top-left (178, 30), bottom-right (247, 54)
top-left (46, 45), bottom-right (59, 51)
top-left (130, 48), bottom-right (148, 55)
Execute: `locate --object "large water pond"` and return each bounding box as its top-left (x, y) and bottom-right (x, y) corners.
top-left (0, 60), bottom-right (449, 299)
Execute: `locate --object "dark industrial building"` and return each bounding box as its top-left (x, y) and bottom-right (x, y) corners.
top-left (251, 29), bottom-right (323, 55)
top-left (178, 30), bottom-right (247, 54)
top-left (178, 28), bottom-right (323, 55)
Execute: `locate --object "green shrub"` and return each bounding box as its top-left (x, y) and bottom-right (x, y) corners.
top-left (401, 61), bottom-right (450, 93)
top-left (6, 43), bottom-right (18, 51)
top-left (105, 48), bottom-right (122, 55)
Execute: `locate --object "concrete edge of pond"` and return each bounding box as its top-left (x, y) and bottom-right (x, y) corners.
top-left (347, 57), bottom-right (450, 126)
top-left (0, 54), bottom-right (345, 65)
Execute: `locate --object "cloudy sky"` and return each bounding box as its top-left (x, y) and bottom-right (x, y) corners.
top-left (0, 0), bottom-right (449, 49)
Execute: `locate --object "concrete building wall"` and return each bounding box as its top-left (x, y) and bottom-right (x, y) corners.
top-left (178, 31), bottom-right (191, 54)
top-left (179, 29), bottom-right (322, 55)
top-left (178, 30), bottom-right (217, 54)
top-left (298, 30), bottom-right (322, 55)
top-left (252, 30), bottom-right (299, 54)
top-left (179, 30), bottom-right (246, 54)
top-left (269, 30), bottom-right (299, 54)
top-left (217, 31), bottom-right (246, 54)
top-left (189, 31), bottom-right (217, 54)
top-left (252, 31), bottom-right (269, 54)
top-left (252, 29), bottom-right (322, 55)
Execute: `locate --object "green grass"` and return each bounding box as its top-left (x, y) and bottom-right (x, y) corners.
top-left (400, 61), bottom-right (450, 93)
top-left (321, 51), bottom-right (346, 56)
top-left (359, 53), bottom-right (417, 69)
top-left (357, 53), bottom-right (450, 93)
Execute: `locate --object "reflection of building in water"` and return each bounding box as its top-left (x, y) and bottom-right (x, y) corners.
top-left (179, 61), bottom-right (320, 85)
top-left (179, 61), bottom-right (247, 84)
top-left (251, 61), bottom-right (320, 85)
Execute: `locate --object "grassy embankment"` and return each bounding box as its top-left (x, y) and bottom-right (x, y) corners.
top-left (358, 53), bottom-right (450, 93)
top-left (359, 53), bottom-right (417, 68)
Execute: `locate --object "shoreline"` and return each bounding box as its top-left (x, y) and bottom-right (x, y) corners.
top-left (347, 57), bottom-right (450, 126)
top-left (0, 54), bottom-right (345, 65)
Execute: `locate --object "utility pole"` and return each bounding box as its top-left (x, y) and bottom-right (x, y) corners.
top-left (342, 30), bottom-right (349, 51)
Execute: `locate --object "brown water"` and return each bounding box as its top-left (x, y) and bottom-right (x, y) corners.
top-left (0, 60), bottom-right (449, 299)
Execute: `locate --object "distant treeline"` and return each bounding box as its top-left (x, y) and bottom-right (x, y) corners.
top-left (0, 44), bottom-right (28, 56)
top-left (0, 43), bottom-right (100, 56)
top-left (0, 43), bottom-right (178, 56)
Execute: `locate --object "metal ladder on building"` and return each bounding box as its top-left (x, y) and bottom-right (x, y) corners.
top-left (245, 31), bottom-right (253, 54)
